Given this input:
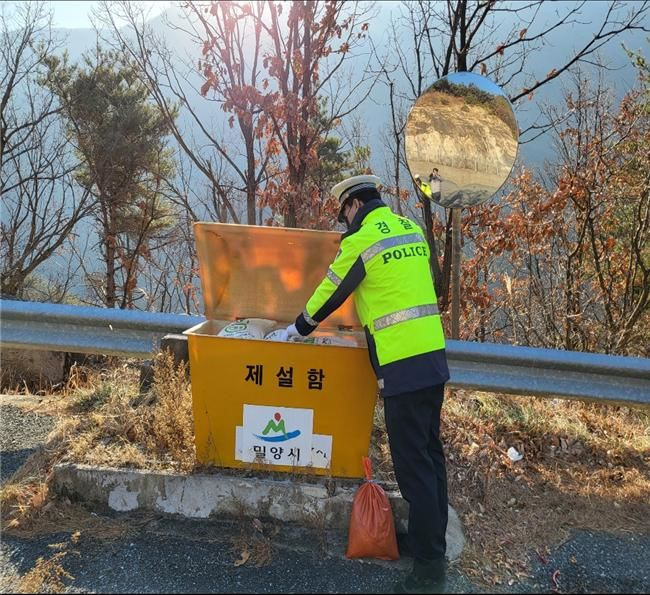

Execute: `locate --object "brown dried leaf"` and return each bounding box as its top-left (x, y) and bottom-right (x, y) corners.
top-left (234, 550), bottom-right (250, 567)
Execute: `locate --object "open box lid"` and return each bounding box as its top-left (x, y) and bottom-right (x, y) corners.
top-left (194, 222), bottom-right (361, 330)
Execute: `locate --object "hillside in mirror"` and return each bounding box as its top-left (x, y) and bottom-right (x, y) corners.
top-left (406, 73), bottom-right (519, 208)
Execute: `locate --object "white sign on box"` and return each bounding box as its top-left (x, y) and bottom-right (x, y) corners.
top-left (235, 427), bottom-right (332, 469)
top-left (241, 404), bottom-right (313, 467)
top-left (310, 433), bottom-right (332, 468)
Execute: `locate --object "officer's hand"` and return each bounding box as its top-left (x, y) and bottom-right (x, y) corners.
top-left (279, 323), bottom-right (300, 342)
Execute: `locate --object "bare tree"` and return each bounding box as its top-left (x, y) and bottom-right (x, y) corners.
top-left (454, 63), bottom-right (648, 355)
top-left (1, 2), bottom-right (92, 299)
top-left (139, 211), bottom-right (201, 314)
top-left (97, 0), bottom-right (260, 225)
top-left (241, 0), bottom-right (378, 228)
top-left (137, 154), bottom-right (209, 314)
top-left (375, 0), bottom-right (649, 311)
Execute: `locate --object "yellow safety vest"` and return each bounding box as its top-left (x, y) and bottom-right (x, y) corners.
top-left (295, 199), bottom-right (449, 396)
top-left (419, 181), bottom-right (433, 200)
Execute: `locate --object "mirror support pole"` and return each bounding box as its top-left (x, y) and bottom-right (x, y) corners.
top-left (423, 198), bottom-right (443, 296)
top-left (451, 207), bottom-right (462, 339)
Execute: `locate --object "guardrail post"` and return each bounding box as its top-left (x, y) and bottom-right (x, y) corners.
top-left (139, 334), bottom-right (190, 392)
top-left (138, 360), bottom-right (154, 392)
top-left (160, 334), bottom-right (189, 370)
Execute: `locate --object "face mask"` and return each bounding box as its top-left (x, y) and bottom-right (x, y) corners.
top-left (343, 199), bottom-right (358, 230)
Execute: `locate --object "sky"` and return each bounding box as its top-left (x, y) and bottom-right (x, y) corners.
top-left (43, 0), bottom-right (647, 174)
top-left (446, 72), bottom-right (507, 97)
top-left (47, 0), bottom-right (170, 29)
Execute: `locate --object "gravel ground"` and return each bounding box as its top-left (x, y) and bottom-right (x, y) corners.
top-left (2, 520), bottom-right (649, 594)
top-left (1, 394), bottom-right (649, 594)
top-left (1, 514), bottom-right (476, 595)
top-left (0, 401), bottom-right (56, 483)
top-left (524, 530), bottom-right (650, 594)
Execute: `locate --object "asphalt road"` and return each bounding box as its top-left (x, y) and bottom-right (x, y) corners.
top-left (2, 399), bottom-right (649, 594)
top-left (2, 515), bottom-right (650, 594)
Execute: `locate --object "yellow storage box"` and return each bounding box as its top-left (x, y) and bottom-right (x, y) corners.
top-left (184, 223), bottom-right (378, 478)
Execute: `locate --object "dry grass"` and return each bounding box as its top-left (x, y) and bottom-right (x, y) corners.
top-left (14, 531), bottom-right (80, 594)
top-left (63, 351), bottom-right (193, 472)
top-left (370, 389), bottom-right (650, 587)
top-left (226, 497), bottom-right (278, 568)
top-left (1, 352), bottom-right (194, 592)
top-left (2, 356), bottom-right (649, 588)
top-left (1, 351), bottom-right (196, 533)
top-left (229, 516), bottom-right (277, 568)
top-left (15, 550), bottom-right (73, 594)
top-left (0, 358), bottom-right (55, 396)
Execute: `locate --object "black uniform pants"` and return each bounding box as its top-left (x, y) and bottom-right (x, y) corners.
top-left (383, 383), bottom-right (448, 562)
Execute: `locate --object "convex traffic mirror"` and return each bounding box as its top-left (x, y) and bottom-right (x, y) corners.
top-left (405, 72), bottom-right (519, 209)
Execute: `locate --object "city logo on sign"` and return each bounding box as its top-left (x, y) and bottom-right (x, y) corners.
top-left (255, 412), bottom-right (300, 442)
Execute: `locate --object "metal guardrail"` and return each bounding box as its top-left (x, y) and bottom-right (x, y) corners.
top-left (446, 340), bottom-right (649, 407)
top-left (1, 299), bottom-right (649, 407)
top-left (0, 299), bottom-right (204, 358)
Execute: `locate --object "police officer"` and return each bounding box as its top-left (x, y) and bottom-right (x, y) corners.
top-left (414, 174), bottom-right (433, 202)
top-left (280, 175), bottom-right (450, 593)
top-left (429, 169), bottom-right (442, 201)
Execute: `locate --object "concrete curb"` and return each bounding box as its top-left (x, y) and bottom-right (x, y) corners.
top-left (52, 463), bottom-right (465, 561)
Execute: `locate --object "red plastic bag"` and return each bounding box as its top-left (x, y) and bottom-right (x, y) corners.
top-left (345, 456), bottom-right (400, 560)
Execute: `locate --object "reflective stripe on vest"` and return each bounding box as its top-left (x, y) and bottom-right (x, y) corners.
top-left (373, 303), bottom-right (440, 331)
top-left (327, 268), bottom-right (342, 287)
top-left (360, 233), bottom-right (424, 263)
top-left (302, 309), bottom-right (318, 326)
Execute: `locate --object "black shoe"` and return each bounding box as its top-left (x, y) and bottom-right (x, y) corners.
top-left (414, 557), bottom-right (447, 578)
top-left (396, 533), bottom-right (412, 558)
top-left (393, 558), bottom-right (447, 594)
top-left (392, 571), bottom-right (447, 594)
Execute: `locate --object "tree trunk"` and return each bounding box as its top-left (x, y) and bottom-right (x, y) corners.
top-left (104, 206), bottom-right (117, 308)
top-left (244, 126), bottom-right (257, 225)
top-left (439, 214), bottom-right (453, 311)
top-left (451, 207), bottom-right (462, 339)
top-left (105, 239), bottom-right (116, 308)
top-left (422, 198), bottom-right (443, 298)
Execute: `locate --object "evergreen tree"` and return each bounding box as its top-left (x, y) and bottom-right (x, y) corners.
top-left (45, 46), bottom-right (177, 308)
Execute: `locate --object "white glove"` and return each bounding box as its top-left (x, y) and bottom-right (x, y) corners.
top-left (278, 323), bottom-right (300, 342)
